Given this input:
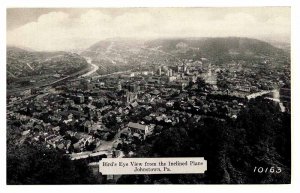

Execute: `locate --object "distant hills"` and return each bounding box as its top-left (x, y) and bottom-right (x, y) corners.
top-left (7, 37), bottom-right (290, 81)
top-left (83, 37), bottom-right (289, 65)
top-left (144, 37), bottom-right (289, 63)
top-left (80, 38), bottom-right (147, 75)
top-left (7, 46), bottom-right (88, 80)
top-left (146, 37), bottom-right (286, 52)
top-left (81, 38), bottom-right (145, 59)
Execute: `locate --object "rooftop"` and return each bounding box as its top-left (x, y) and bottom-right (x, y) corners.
top-left (128, 122), bottom-right (147, 130)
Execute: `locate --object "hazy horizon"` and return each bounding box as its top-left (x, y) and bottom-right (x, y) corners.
top-left (7, 7), bottom-right (290, 52)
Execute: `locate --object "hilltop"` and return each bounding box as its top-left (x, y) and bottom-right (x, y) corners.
top-left (7, 46), bottom-right (89, 91)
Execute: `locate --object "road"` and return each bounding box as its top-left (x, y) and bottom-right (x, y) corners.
top-left (246, 89), bottom-right (285, 112)
top-left (246, 89), bottom-right (277, 100)
top-left (94, 128), bottom-right (129, 152)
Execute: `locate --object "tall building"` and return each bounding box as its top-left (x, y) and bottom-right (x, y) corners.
top-left (117, 81), bottom-right (122, 91)
top-left (208, 63), bottom-right (212, 77)
top-left (74, 94), bottom-right (85, 104)
top-left (128, 83), bottom-right (139, 92)
top-left (158, 66), bottom-right (162, 76)
top-left (181, 82), bottom-right (187, 90)
top-left (183, 64), bottom-right (187, 73)
top-left (126, 92), bottom-right (138, 103)
top-left (205, 63), bottom-right (217, 85)
top-left (167, 69), bottom-right (173, 77)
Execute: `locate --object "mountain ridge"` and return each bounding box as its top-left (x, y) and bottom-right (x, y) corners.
top-left (84, 37), bottom-right (289, 65)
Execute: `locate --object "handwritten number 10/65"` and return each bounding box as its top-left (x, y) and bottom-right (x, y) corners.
top-left (253, 166), bottom-right (281, 173)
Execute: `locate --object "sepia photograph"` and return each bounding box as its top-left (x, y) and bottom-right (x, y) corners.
top-left (6, 6), bottom-right (291, 185)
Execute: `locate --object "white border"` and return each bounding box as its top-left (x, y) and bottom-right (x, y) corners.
top-left (3, 0), bottom-right (294, 7)
top-left (1, 1), bottom-right (299, 193)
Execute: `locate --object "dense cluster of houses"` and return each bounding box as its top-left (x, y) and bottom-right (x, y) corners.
top-left (7, 56), bottom-right (290, 158)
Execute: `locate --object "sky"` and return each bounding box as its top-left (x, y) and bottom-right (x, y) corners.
top-left (7, 7), bottom-right (291, 51)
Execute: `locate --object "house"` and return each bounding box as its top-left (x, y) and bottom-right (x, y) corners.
top-left (166, 101), bottom-right (174, 107)
top-left (130, 101), bottom-right (139, 108)
top-left (150, 90), bottom-right (160, 95)
top-left (22, 129), bottom-right (31, 136)
top-left (52, 126), bottom-right (60, 134)
top-left (127, 122), bottom-right (150, 139)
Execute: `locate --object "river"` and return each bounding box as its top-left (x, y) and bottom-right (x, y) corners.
top-left (80, 57), bottom-right (99, 77)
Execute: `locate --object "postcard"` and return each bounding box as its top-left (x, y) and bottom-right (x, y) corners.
top-left (6, 7), bottom-right (291, 185)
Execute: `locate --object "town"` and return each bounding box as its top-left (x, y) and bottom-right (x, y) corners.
top-left (7, 37), bottom-right (291, 184)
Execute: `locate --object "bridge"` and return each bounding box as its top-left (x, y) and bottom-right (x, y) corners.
top-left (246, 89), bottom-right (286, 112)
top-left (246, 89), bottom-right (278, 100)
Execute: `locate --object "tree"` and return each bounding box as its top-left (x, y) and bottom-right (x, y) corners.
top-left (117, 97), bottom-right (291, 184)
top-left (7, 143), bottom-right (98, 184)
